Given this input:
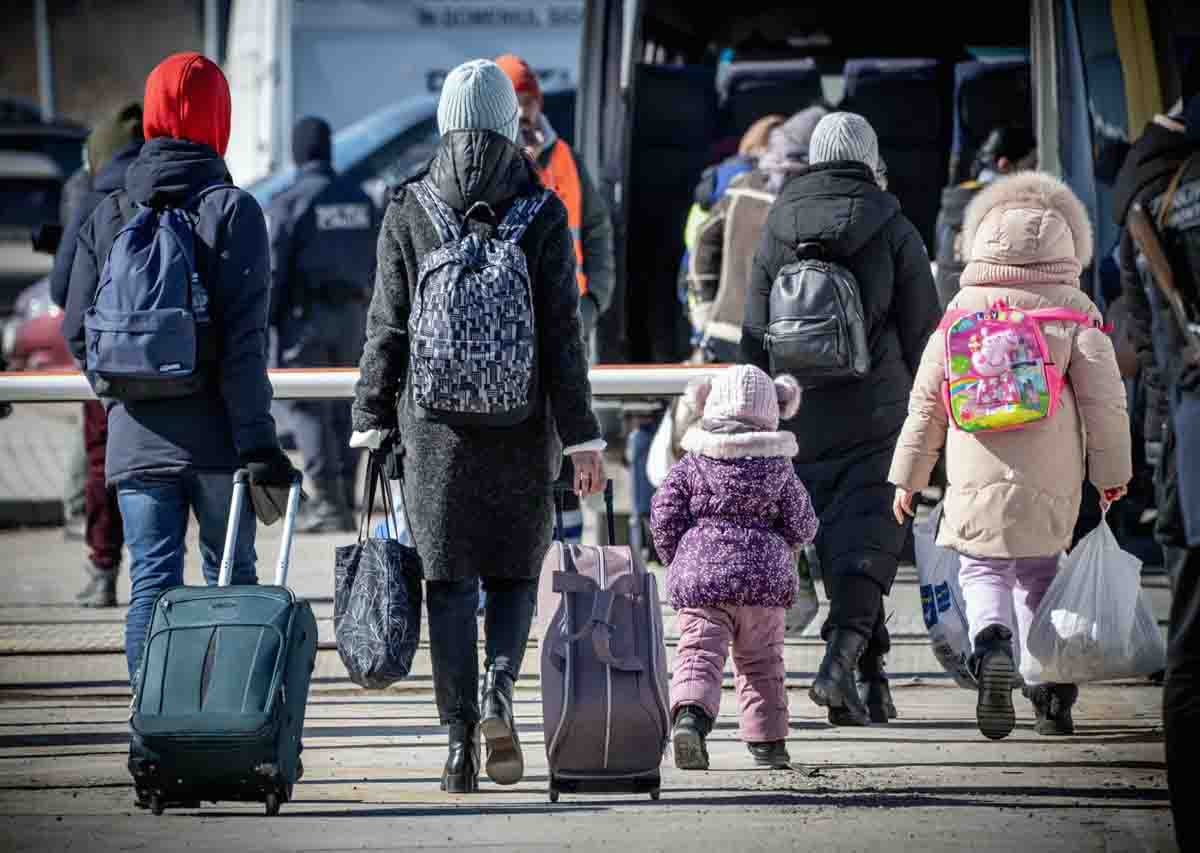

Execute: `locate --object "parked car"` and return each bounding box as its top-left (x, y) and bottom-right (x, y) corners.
top-left (1, 276), bottom-right (72, 371)
top-left (246, 90), bottom-right (576, 209)
top-left (0, 115), bottom-right (86, 316)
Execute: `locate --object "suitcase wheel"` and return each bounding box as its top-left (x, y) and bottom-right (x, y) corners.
top-left (265, 791), bottom-right (281, 817)
top-left (150, 794), bottom-right (164, 816)
top-left (548, 789), bottom-right (559, 804)
top-left (650, 790), bottom-right (661, 801)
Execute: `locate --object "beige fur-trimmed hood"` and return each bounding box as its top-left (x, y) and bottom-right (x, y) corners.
top-left (960, 171), bottom-right (1094, 288)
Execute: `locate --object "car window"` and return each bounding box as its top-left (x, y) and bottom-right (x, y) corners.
top-left (355, 117), bottom-right (441, 189)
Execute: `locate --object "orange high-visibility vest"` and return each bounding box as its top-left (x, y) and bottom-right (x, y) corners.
top-left (539, 140), bottom-right (588, 295)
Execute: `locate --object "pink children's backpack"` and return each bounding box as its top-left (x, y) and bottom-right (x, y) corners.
top-left (941, 299), bottom-right (1098, 433)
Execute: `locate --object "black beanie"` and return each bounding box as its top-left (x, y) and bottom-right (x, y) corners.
top-left (293, 116), bottom-right (332, 165)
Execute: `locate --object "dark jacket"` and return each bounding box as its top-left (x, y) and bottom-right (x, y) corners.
top-left (265, 160), bottom-right (378, 344)
top-left (1114, 116), bottom-right (1200, 547)
top-left (62, 137), bottom-right (281, 484)
top-left (742, 161), bottom-right (941, 464)
top-left (1114, 119), bottom-right (1192, 483)
top-left (533, 124), bottom-right (614, 335)
top-left (50, 142), bottom-right (142, 309)
top-left (353, 129), bottom-right (601, 582)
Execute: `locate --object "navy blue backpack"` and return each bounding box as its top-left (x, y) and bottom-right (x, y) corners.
top-left (84, 185), bottom-right (230, 401)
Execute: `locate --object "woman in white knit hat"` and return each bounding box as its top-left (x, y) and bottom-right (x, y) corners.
top-left (351, 59), bottom-right (605, 793)
top-left (741, 111), bottom-right (942, 728)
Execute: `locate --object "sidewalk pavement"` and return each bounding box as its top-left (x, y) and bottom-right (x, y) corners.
top-left (0, 517), bottom-right (1178, 851)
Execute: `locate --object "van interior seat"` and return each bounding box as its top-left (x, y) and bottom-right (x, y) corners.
top-left (951, 59), bottom-right (1032, 183)
top-left (627, 63), bottom-right (719, 362)
top-left (841, 57), bottom-right (950, 251)
top-left (719, 59), bottom-right (824, 141)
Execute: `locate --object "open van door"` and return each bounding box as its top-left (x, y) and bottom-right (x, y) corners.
top-left (579, 0), bottom-right (639, 364)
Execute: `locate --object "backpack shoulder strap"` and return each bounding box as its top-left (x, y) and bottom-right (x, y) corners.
top-left (497, 189), bottom-right (553, 245)
top-left (409, 179), bottom-right (461, 244)
top-left (1157, 153), bottom-right (1196, 230)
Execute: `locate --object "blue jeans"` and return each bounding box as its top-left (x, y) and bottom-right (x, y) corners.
top-left (117, 471), bottom-right (258, 679)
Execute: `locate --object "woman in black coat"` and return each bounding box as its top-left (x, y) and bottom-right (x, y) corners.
top-left (741, 112), bottom-right (940, 726)
top-left (351, 60), bottom-right (605, 793)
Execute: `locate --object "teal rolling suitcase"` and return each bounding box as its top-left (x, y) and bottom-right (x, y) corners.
top-left (128, 470), bottom-right (317, 816)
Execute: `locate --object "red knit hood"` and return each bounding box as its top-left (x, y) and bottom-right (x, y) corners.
top-left (143, 52), bottom-right (231, 156)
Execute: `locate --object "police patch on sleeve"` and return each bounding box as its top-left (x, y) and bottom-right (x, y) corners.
top-left (316, 203), bottom-right (372, 231)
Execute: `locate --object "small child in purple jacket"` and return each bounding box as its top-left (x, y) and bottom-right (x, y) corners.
top-left (650, 365), bottom-right (818, 771)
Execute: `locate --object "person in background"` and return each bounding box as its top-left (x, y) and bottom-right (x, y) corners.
top-left (51, 102), bottom-right (144, 607)
top-left (679, 113), bottom-right (786, 329)
top-left (687, 106), bottom-right (827, 358)
top-left (496, 53), bottom-right (614, 546)
top-left (741, 112), bottom-right (941, 728)
top-left (352, 59), bottom-right (604, 794)
top-left (934, 125), bottom-right (1037, 307)
top-left (62, 52), bottom-right (297, 679)
top-left (267, 116), bottom-right (378, 533)
top-left (891, 171), bottom-right (1130, 741)
top-left (1112, 62), bottom-right (1200, 850)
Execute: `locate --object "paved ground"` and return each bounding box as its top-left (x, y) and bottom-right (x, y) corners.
top-left (0, 508), bottom-right (1178, 852)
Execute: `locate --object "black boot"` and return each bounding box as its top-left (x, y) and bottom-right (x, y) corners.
top-left (480, 668), bottom-right (524, 785)
top-left (746, 740), bottom-right (791, 769)
top-left (295, 478), bottom-right (354, 534)
top-left (1024, 683), bottom-right (1078, 735)
top-left (671, 705), bottom-right (713, 770)
top-left (76, 561), bottom-right (118, 608)
top-left (858, 653), bottom-right (897, 724)
top-left (971, 625), bottom-right (1016, 740)
top-left (441, 722), bottom-right (480, 793)
top-left (810, 630), bottom-right (870, 727)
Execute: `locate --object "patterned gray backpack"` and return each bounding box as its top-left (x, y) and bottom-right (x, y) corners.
top-left (408, 179), bottom-right (552, 426)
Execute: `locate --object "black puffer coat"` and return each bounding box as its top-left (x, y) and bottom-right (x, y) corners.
top-left (741, 161), bottom-right (940, 590)
top-left (352, 130), bottom-right (601, 582)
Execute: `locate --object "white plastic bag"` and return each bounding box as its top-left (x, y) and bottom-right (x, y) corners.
top-left (646, 405), bottom-right (676, 488)
top-left (1021, 519), bottom-right (1165, 684)
top-left (372, 480), bottom-right (416, 548)
top-left (914, 504), bottom-right (975, 689)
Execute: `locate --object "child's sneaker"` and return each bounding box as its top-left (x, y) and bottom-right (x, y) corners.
top-left (1023, 684), bottom-right (1078, 735)
top-left (746, 741), bottom-right (791, 769)
top-left (970, 625), bottom-right (1016, 740)
top-left (671, 705), bottom-right (712, 770)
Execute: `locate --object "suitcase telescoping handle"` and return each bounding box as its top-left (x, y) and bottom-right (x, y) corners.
top-left (218, 469), bottom-right (304, 588)
top-left (553, 479), bottom-right (616, 545)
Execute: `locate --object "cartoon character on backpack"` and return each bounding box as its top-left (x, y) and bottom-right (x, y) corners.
top-left (943, 301), bottom-right (1098, 433)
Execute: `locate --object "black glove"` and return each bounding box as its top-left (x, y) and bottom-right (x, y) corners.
top-left (241, 448), bottom-right (302, 525)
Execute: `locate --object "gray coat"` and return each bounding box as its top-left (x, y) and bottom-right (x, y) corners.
top-left (352, 129), bottom-right (601, 582)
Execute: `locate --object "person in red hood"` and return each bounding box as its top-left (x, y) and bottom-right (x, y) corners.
top-left (62, 52), bottom-right (297, 682)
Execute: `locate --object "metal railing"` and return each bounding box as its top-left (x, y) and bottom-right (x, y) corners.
top-left (0, 365), bottom-right (720, 403)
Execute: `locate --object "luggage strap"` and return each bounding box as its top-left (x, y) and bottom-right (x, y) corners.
top-left (552, 571), bottom-right (645, 672)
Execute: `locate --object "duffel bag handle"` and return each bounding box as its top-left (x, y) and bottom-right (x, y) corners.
top-left (551, 572), bottom-right (644, 672)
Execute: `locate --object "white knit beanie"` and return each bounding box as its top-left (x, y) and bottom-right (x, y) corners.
top-left (808, 112), bottom-right (880, 174)
top-left (437, 59), bottom-right (520, 143)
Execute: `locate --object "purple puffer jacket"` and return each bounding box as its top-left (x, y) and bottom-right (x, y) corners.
top-left (650, 453), bottom-right (819, 609)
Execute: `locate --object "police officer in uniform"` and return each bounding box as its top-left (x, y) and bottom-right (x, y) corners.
top-left (268, 116), bottom-right (378, 532)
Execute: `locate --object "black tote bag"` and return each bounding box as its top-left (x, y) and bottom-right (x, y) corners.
top-left (333, 451), bottom-right (423, 689)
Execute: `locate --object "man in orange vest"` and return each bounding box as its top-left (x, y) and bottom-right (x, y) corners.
top-left (497, 54), bottom-right (615, 546)
top-left (497, 54), bottom-right (614, 338)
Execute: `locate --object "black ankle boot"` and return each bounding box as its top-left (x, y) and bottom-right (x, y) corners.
top-left (971, 625), bottom-right (1016, 740)
top-left (747, 740), bottom-right (791, 769)
top-left (810, 630), bottom-right (870, 726)
top-left (858, 654), bottom-right (897, 724)
top-left (671, 705), bottom-right (713, 770)
top-left (1024, 683), bottom-right (1078, 735)
top-left (480, 668), bottom-right (523, 785)
top-left (441, 722), bottom-right (480, 793)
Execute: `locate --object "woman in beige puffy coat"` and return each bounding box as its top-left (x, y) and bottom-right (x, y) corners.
top-left (888, 172), bottom-right (1131, 741)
